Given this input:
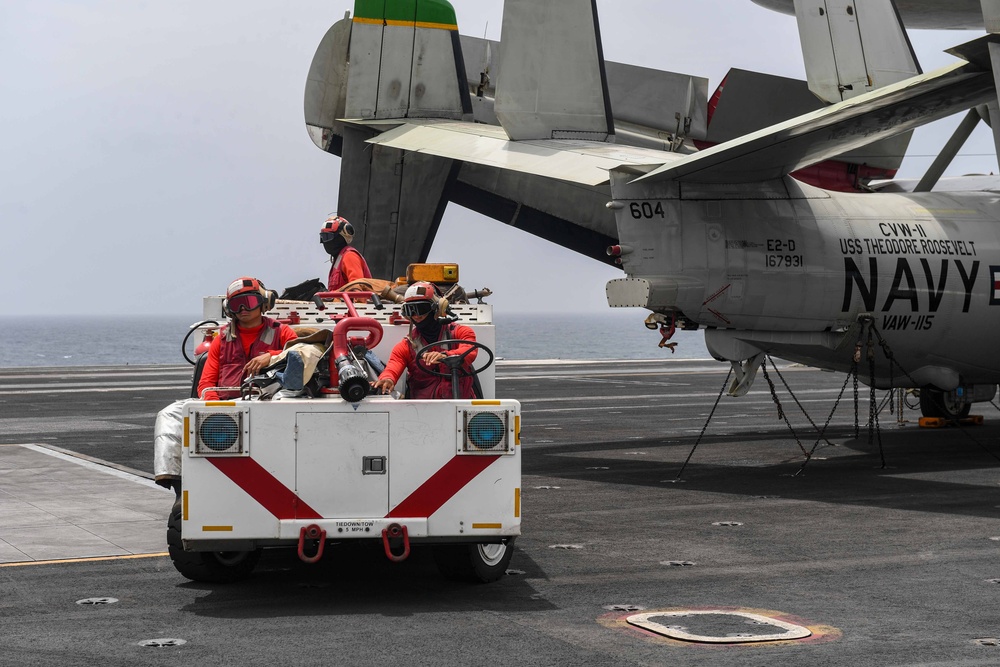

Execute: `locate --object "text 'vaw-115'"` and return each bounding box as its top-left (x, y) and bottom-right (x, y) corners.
top-left (304, 0), bottom-right (1000, 419)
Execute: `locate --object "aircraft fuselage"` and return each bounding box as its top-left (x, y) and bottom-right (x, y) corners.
top-left (609, 175), bottom-right (1000, 388)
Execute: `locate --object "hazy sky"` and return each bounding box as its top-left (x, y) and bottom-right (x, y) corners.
top-left (2, 1), bottom-right (995, 316)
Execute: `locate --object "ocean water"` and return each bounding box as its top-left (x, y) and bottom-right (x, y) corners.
top-left (0, 312), bottom-right (710, 368)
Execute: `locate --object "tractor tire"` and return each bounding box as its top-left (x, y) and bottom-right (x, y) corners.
top-left (433, 538), bottom-right (515, 583)
top-left (166, 498), bottom-right (260, 583)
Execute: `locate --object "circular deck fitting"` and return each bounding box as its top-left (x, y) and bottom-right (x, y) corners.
top-left (661, 560), bottom-right (696, 567)
top-left (138, 638), bottom-right (188, 648)
top-left (712, 521), bottom-right (743, 527)
top-left (604, 604), bottom-right (646, 612)
top-left (627, 610), bottom-right (812, 644)
top-left (75, 597), bottom-right (118, 606)
top-left (975, 637), bottom-right (1000, 646)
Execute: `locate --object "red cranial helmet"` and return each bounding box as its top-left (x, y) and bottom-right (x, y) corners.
top-left (320, 215), bottom-right (354, 243)
top-left (225, 277), bottom-right (275, 316)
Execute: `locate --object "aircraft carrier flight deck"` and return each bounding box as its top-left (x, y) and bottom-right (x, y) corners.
top-left (2, 359), bottom-right (1000, 666)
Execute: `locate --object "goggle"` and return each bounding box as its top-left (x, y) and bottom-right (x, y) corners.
top-left (228, 292), bottom-right (264, 314)
top-left (401, 301), bottom-right (434, 318)
top-left (320, 224), bottom-right (353, 242)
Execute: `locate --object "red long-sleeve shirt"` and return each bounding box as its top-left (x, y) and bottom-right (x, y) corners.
top-left (378, 323), bottom-right (478, 386)
top-left (198, 322), bottom-right (297, 400)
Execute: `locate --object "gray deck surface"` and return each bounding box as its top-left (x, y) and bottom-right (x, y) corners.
top-left (2, 360), bottom-right (1000, 666)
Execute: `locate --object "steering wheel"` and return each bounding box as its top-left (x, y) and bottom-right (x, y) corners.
top-left (415, 339), bottom-right (494, 399)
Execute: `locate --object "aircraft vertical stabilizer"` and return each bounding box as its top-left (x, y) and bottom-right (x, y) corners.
top-left (494, 0), bottom-right (614, 141)
top-left (794, 0), bottom-right (921, 103)
top-left (345, 0), bottom-right (472, 120)
top-left (980, 1), bottom-right (1000, 162)
top-left (307, 0), bottom-right (473, 278)
top-left (792, 0), bottom-right (920, 173)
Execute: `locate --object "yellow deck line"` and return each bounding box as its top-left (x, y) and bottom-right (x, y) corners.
top-left (0, 552), bottom-right (168, 568)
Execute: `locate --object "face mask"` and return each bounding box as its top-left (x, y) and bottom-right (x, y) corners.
top-left (415, 315), bottom-right (443, 342)
top-left (323, 237), bottom-right (347, 256)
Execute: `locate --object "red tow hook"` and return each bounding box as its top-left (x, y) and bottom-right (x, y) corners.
top-left (297, 524), bottom-right (326, 564)
top-left (381, 523), bottom-right (410, 562)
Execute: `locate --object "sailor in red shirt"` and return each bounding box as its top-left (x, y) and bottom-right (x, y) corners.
top-left (154, 277), bottom-right (298, 489)
top-left (198, 277), bottom-right (298, 400)
top-left (321, 215), bottom-right (372, 291)
top-left (373, 282), bottom-right (479, 399)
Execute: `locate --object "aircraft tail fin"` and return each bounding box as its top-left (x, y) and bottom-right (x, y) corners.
top-left (494, 0), bottom-right (614, 141)
top-left (792, 0), bottom-right (920, 175)
top-left (794, 0), bottom-right (921, 104)
top-left (345, 0), bottom-right (472, 121)
top-left (975, 2), bottom-right (1000, 163)
top-left (304, 1), bottom-right (473, 278)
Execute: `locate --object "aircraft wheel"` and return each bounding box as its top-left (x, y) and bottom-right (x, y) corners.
top-left (166, 498), bottom-right (260, 583)
top-left (433, 538), bottom-right (515, 583)
top-left (919, 387), bottom-right (971, 420)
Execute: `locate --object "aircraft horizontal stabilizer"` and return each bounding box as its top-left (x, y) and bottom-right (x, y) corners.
top-left (635, 42), bottom-right (998, 185)
top-left (361, 119), bottom-right (673, 187)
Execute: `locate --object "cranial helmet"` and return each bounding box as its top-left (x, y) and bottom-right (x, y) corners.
top-left (401, 281), bottom-right (438, 319)
top-left (224, 276), bottom-right (276, 316)
top-left (403, 281), bottom-right (436, 303)
top-left (320, 215), bottom-right (354, 244)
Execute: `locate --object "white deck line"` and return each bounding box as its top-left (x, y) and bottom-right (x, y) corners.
top-left (19, 443), bottom-right (171, 493)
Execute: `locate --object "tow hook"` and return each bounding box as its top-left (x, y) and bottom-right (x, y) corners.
top-left (381, 523), bottom-right (410, 562)
top-left (297, 524), bottom-right (326, 564)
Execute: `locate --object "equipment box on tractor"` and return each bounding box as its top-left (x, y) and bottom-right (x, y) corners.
top-left (167, 286), bottom-right (520, 583)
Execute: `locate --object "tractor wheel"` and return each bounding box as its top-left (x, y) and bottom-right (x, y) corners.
top-left (433, 538), bottom-right (515, 583)
top-left (166, 498), bottom-right (260, 583)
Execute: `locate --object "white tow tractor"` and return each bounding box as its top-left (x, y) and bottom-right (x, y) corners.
top-left (167, 282), bottom-right (520, 583)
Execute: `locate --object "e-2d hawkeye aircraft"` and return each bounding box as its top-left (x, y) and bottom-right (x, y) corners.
top-left (303, 0), bottom-right (1000, 420)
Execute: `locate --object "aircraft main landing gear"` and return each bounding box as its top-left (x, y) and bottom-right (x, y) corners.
top-left (918, 386), bottom-right (971, 420)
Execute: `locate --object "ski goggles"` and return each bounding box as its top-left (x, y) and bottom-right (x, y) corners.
top-left (228, 292), bottom-right (264, 313)
top-left (320, 224), bottom-right (354, 243)
top-left (401, 301), bottom-right (434, 318)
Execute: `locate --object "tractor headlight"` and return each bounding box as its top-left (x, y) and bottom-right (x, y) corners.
top-left (192, 410), bottom-right (248, 456)
top-left (460, 409), bottom-right (513, 454)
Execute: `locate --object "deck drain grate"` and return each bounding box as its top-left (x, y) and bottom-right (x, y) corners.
top-left (661, 561), bottom-right (696, 567)
top-left (627, 610), bottom-right (811, 644)
top-left (712, 521), bottom-right (743, 527)
top-left (533, 486), bottom-right (561, 490)
top-left (975, 638), bottom-right (1000, 647)
top-left (139, 638), bottom-right (188, 648)
top-left (549, 544), bottom-right (584, 550)
top-left (605, 604), bottom-right (645, 612)
top-left (76, 597), bottom-right (118, 606)
top-left (505, 569), bottom-right (526, 576)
